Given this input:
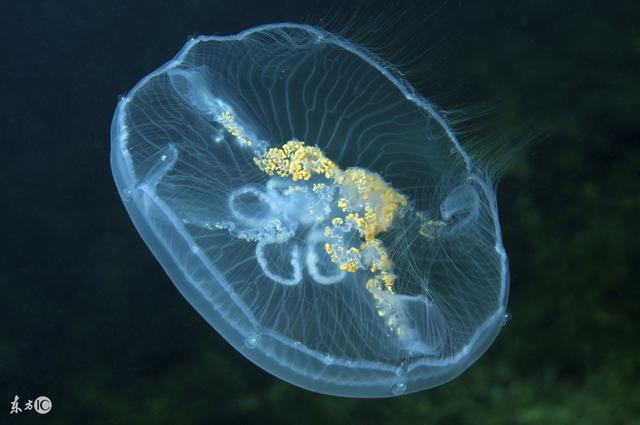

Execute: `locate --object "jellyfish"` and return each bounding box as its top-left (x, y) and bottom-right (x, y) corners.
top-left (110, 23), bottom-right (509, 397)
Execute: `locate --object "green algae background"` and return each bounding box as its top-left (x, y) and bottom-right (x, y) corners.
top-left (2, 0), bottom-right (638, 424)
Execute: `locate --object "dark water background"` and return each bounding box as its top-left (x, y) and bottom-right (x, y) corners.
top-left (2, 0), bottom-right (638, 424)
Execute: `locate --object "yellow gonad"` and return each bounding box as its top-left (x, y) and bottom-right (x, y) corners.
top-left (216, 111), bottom-right (253, 146)
top-left (253, 141), bottom-right (409, 332)
top-left (416, 211), bottom-right (446, 240)
top-left (338, 168), bottom-right (408, 241)
top-left (253, 140), bottom-right (337, 181)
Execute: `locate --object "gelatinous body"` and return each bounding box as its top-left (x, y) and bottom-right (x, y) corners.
top-left (111, 23), bottom-right (509, 397)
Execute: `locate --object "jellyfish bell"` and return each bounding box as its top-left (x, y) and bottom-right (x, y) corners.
top-left (111, 23), bottom-right (509, 397)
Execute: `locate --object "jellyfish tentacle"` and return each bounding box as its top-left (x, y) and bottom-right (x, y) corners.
top-left (255, 240), bottom-right (303, 286)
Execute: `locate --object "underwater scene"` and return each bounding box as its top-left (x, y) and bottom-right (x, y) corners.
top-left (3, 0), bottom-right (639, 424)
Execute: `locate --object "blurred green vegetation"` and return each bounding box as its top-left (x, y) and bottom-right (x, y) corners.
top-left (2, 0), bottom-right (638, 424)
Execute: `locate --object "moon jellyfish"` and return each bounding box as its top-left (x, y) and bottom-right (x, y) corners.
top-left (110, 23), bottom-right (509, 397)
